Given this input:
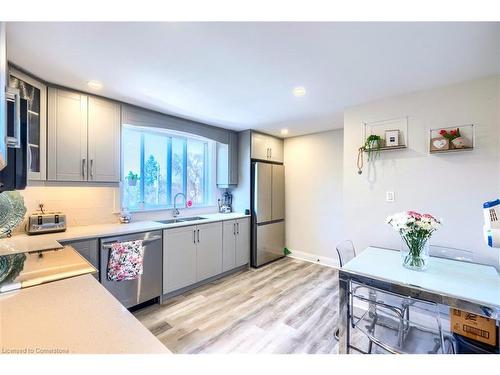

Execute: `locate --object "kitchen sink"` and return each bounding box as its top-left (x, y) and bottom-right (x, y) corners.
top-left (156, 216), bottom-right (206, 225)
top-left (156, 219), bottom-right (183, 224)
top-left (178, 216), bottom-right (206, 222)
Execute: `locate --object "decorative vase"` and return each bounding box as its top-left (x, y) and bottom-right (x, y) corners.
top-left (451, 137), bottom-right (466, 149)
top-left (128, 179), bottom-right (137, 186)
top-left (400, 238), bottom-right (430, 271)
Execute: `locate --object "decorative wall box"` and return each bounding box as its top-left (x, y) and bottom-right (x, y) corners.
top-left (429, 124), bottom-right (474, 154)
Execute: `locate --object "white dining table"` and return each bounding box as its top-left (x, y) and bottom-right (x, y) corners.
top-left (337, 246), bottom-right (500, 354)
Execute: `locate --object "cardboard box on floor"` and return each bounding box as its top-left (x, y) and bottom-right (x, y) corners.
top-left (450, 308), bottom-right (497, 347)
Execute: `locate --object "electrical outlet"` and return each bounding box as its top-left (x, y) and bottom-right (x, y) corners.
top-left (386, 191), bottom-right (395, 202)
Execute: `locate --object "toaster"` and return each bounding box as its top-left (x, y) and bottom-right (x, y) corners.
top-left (26, 212), bottom-right (67, 235)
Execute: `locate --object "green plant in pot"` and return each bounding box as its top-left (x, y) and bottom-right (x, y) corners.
top-left (126, 171), bottom-right (139, 186)
top-left (363, 134), bottom-right (383, 161)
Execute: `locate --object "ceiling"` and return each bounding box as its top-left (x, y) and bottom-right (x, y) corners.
top-left (6, 22), bottom-right (500, 137)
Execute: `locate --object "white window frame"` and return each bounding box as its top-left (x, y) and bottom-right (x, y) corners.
top-left (120, 124), bottom-right (216, 212)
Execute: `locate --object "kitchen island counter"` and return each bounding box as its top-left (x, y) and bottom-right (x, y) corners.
top-left (0, 274), bottom-right (170, 354)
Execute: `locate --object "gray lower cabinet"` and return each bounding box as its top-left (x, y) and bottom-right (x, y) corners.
top-left (163, 221), bottom-right (228, 294)
top-left (60, 238), bottom-right (99, 279)
top-left (222, 221), bottom-right (236, 272)
top-left (196, 222), bottom-right (223, 281)
top-left (223, 218), bottom-right (250, 272)
top-left (163, 226), bottom-right (197, 294)
top-left (235, 218), bottom-right (250, 267)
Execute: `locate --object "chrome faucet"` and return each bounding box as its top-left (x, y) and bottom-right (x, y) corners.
top-left (173, 192), bottom-right (187, 218)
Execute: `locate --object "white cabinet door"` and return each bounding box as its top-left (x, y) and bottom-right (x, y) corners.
top-left (251, 132), bottom-right (270, 161)
top-left (222, 220), bottom-right (236, 272)
top-left (268, 136), bottom-right (284, 163)
top-left (196, 222), bottom-right (223, 281)
top-left (47, 88), bottom-right (88, 181)
top-left (235, 218), bottom-right (250, 267)
top-left (163, 226), bottom-right (197, 293)
top-left (88, 97), bottom-right (120, 182)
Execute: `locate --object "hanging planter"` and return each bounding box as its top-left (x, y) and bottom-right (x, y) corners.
top-left (357, 135), bottom-right (383, 175)
top-left (363, 134), bottom-right (383, 161)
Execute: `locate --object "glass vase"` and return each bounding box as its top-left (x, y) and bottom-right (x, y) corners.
top-left (400, 237), bottom-right (430, 271)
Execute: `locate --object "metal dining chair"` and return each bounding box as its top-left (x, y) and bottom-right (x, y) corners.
top-left (350, 282), bottom-right (452, 354)
top-left (334, 241), bottom-right (413, 353)
top-left (429, 245), bottom-right (474, 262)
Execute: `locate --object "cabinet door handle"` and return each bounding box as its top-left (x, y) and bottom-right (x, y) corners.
top-left (233, 223), bottom-right (236, 235)
top-left (193, 230), bottom-right (196, 244)
top-left (237, 222), bottom-right (240, 234)
top-left (90, 159), bottom-right (94, 179)
top-left (82, 158), bottom-right (86, 179)
top-left (269, 148), bottom-right (272, 159)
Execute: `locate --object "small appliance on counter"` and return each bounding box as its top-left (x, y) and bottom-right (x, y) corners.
top-left (218, 191), bottom-right (233, 213)
top-left (25, 204), bottom-right (66, 235)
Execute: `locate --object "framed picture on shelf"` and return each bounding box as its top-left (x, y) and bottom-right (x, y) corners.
top-left (384, 129), bottom-right (400, 147)
top-left (430, 137), bottom-right (449, 152)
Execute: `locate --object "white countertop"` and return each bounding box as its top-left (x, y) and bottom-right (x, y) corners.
top-left (0, 212), bottom-right (250, 256)
top-left (0, 274), bottom-right (170, 354)
top-left (342, 247), bottom-right (500, 310)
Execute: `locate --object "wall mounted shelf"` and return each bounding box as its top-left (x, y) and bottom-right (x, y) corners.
top-left (429, 124), bottom-right (474, 154)
top-left (363, 117), bottom-right (408, 150)
top-left (364, 145), bottom-right (407, 153)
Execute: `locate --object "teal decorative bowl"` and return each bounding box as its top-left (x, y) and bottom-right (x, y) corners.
top-left (0, 191), bottom-right (27, 238)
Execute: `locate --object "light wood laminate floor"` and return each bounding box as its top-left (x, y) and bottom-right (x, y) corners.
top-left (133, 257), bottom-right (339, 354)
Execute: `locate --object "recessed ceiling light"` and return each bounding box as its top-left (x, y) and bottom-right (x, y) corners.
top-left (281, 129), bottom-right (289, 136)
top-left (87, 80), bottom-right (103, 90)
top-left (292, 86), bottom-right (306, 97)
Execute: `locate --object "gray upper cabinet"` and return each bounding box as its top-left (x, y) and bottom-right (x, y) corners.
top-left (88, 96), bottom-right (120, 182)
top-left (250, 131), bottom-right (284, 163)
top-left (216, 131), bottom-right (238, 187)
top-left (48, 88), bottom-right (88, 181)
top-left (48, 87), bottom-right (120, 182)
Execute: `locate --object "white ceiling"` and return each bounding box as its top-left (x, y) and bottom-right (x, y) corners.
top-left (6, 22), bottom-right (500, 137)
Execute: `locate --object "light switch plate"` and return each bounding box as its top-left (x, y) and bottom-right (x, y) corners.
top-left (386, 191), bottom-right (395, 202)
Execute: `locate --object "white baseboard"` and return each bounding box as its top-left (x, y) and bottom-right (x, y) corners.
top-left (287, 249), bottom-right (339, 269)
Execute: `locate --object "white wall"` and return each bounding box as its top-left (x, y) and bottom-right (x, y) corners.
top-left (284, 130), bottom-right (344, 265)
top-left (343, 75), bottom-right (500, 265)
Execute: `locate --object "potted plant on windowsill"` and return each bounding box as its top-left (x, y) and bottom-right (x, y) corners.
top-left (126, 171), bottom-right (139, 186)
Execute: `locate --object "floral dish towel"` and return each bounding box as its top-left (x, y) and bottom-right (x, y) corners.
top-left (107, 240), bottom-right (145, 281)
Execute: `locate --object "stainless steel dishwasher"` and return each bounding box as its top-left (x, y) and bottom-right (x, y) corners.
top-left (100, 230), bottom-right (162, 308)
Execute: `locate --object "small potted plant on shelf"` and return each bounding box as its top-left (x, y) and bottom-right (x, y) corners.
top-left (439, 128), bottom-right (466, 149)
top-left (126, 171), bottom-right (139, 186)
top-left (363, 134), bottom-right (384, 161)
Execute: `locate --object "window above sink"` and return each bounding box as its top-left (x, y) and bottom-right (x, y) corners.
top-left (121, 125), bottom-right (216, 212)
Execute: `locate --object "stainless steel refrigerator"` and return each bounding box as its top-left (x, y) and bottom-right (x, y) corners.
top-left (251, 161), bottom-right (285, 267)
